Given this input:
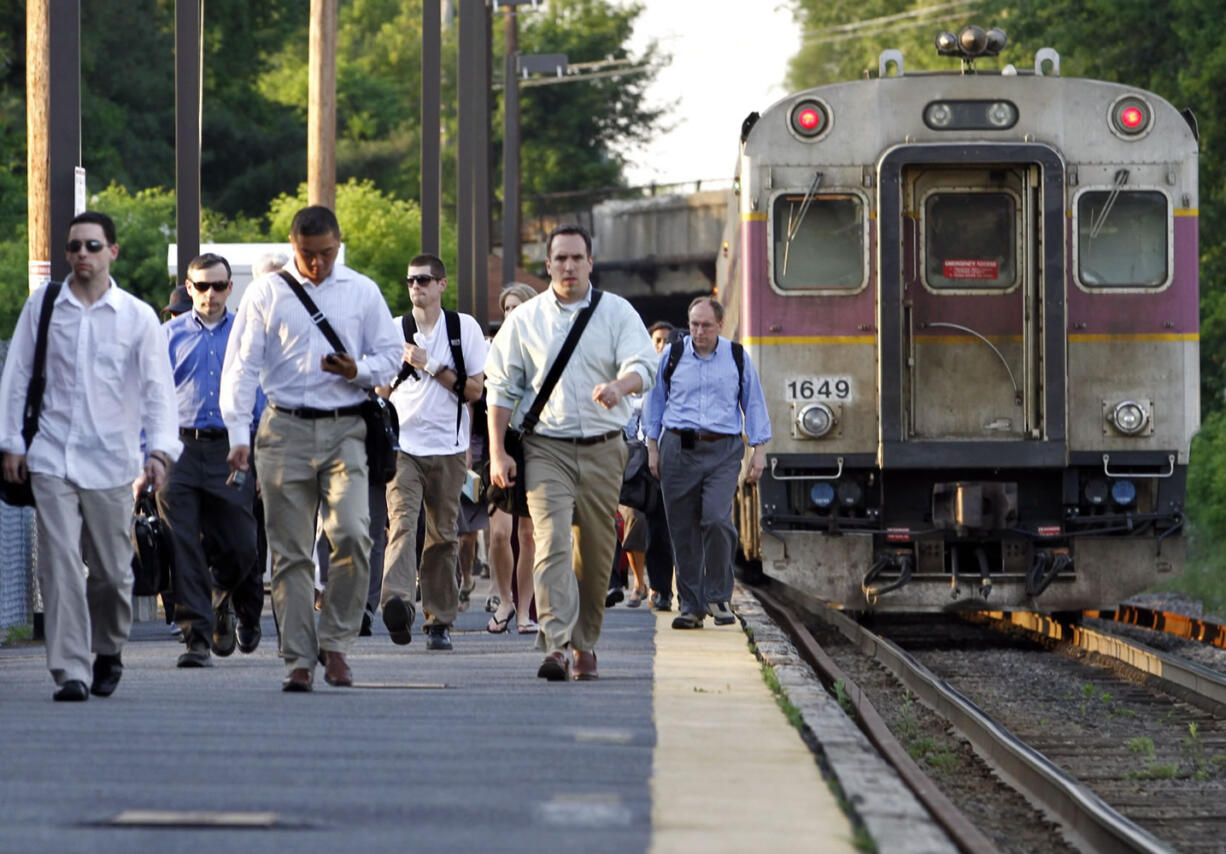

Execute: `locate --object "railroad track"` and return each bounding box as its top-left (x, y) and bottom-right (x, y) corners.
top-left (754, 584), bottom-right (1226, 854)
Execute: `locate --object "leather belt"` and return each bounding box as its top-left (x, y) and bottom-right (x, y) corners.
top-left (180, 427), bottom-right (228, 441)
top-left (667, 428), bottom-right (738, 442)
top-left (541, 428), bottom-right (622, 446)
top-left (271, 403), bottom-right (364, 419)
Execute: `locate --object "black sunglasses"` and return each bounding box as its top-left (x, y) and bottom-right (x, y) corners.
top-left (65, 239), bottom-right (107, 254)
top-left (187, 278), bottom-right (231, 292)
top-left (406, 274), bottom-right (437, 285)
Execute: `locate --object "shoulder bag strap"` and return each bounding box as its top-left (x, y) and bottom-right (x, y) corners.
top-left (390, 313), bottom-right (419, 390)
top-left (520, 288), bottom-right (604, 436)
top-left (662, 337), bottom-right (684, 402)
top-left (444, 309), bottom-right (466, 435)
top-left (21, 283), bottom-right (62, 448)
top-left (278, 270), bottom-right (347, 355)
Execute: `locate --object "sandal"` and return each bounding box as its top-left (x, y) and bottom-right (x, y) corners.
top-left (517, 619), bottom-right (539, 635)
top-left (487, 608), bottom-right (515, 634)
top-left (458, 579), bottom-right (475, 612)
top-left (627, 587), bottom-right (647, 608)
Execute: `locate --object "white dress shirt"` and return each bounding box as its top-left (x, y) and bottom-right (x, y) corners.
top-left (484, 284), bottom-right (657, 438)
top-left (0, 279), bottom-right (182, 489)
top-left (219, 262), bottom-right (403, 449)
top-left (390, 311), bottom-right (488, 456)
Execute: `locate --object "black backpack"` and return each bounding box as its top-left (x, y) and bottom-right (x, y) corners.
top-left (662, 337), bottom-right (744, 404)
top-left (393, 309), bottom-right (467, 436)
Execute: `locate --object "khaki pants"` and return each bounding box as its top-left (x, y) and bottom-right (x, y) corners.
top-left (31, 475), bottom-right (134, 686)
top-left (382, 451), bottom-right (466, 626)
top-left (256, 407), bottom-right (371, 673)
top-left (524, 434), bottom-right (626, 654)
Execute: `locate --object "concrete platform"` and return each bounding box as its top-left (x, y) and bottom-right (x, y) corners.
top-left (0, 580), bottom-right (857, 854)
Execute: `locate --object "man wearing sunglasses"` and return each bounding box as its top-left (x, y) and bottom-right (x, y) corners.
top-left (0, 210), bottom-right (181, 702)
top-left (158, 253), bottom-right (266, 669)
top-left (220, 205), bottom-right (402, 692)
top-left (380, 255), bottom-right (487, 652)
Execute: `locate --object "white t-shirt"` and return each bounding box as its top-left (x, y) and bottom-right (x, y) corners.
top-left (390, 310), bottom-right (488, 456)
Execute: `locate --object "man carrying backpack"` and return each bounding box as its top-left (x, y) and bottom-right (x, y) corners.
top-left (643, 297), bottom-right (771, 630)
top-left (381, 254), bottom-right (486, 651)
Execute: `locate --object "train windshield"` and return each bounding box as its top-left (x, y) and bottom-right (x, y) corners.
top-left (923, 191), bottom-right (1017, 289)
top-left (772, 193), bottom-right (863, 290)
top-left (1077, 190), bottom-right (1169, 287)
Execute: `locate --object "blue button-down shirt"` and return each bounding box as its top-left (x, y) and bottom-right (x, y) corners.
top-left (643, 336), bottom-right (771, 446)
top-left (165, 309), bottom-right (265, 434)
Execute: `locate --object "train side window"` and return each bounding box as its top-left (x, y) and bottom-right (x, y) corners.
top-left (772, 193), bottom-right (864, 290)
top-left (923, 192), bottom-right (1016, 289)
top-left (1077, 191), bottom-right (1168, 287)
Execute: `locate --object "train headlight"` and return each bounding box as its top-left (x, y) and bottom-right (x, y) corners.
top-left (986, 101), bottom-right (1017, 127)
top-left (837, 480), bottom-right (864, 508)
top-left (810, 482), bottom-right (835, 509)
top-left (1110, 95), bottom-right (1151, 138)
top-left (924, 102), bottom-right (954, 128)
top-left (1111, 480), bottom-right (1137, 507)
top-left (797, 402), bottom-right (835, 438)
top-left (789, 98), bottom-right (831, 140)
top-left (1110, 400), bottom-right (1148, 435)
top-left (1084, 478), bottom-right (1109, 506)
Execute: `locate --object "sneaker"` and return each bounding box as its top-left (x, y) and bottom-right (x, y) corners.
top-left (177, 641), bottom-right (213, 668)
top-left (425, 624), bottom-right (453, 651)
top-left (382, 597), bottom-right (415, 646)
top-left (708, 602), bottom-right (736, 626)
top-left (671, 612), bottom-right (704, 630)
top-left (485, 594), bottom-right (500, 613)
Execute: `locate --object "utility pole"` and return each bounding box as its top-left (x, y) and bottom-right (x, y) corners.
top-left (457, 0), bottom-right (490, 328)
top-left (308, 0), bottom-right (338, 210)
top-left (27, 0), bottom-right (80, 291)
top-left (501, 3), bottom-right (520, 288)
top-left (421, 0), bottom-right (441, 254)
top-left (174, 0), bottom-right (202, 273)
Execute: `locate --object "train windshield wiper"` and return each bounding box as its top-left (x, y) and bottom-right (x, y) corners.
top-left (1088, 168), bottom-right (1130, 239)
top-left (782, 171), bottom-right (823, 276)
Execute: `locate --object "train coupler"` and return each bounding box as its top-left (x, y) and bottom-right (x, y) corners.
top-left (862, 549), bottom-right (914, 606)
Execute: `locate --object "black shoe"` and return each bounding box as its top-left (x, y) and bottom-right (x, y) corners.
top-left (671, 612), bottom-right (704, 629)
top-left (651, 593), bottom-right (672, 612)
top-left (425, 624), bottom-right (452, 651)
top-left (90, 653), bottom-right (123, 697)
top-left (237, 622), bottom-right (261, 654)
top-left (177, 642), bottom-right (213, 668)
top-left (382, 598), bottom-right (415, 645)
top-left (359, 610), bottom-right (373, 636)
top-left (605, 588), bottom-right (625, 608)
top-left (212, 603), bottom-right (237, 657)
top-left (53, 680), bottom-right (89, 702)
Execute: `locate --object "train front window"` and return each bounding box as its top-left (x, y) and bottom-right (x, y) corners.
top-left (772, 193), bottom-right (863, 290)
top-left (1077, 191), bottom-right (1168, 287)
top-left (923, 192), bottom-right (1016, 289)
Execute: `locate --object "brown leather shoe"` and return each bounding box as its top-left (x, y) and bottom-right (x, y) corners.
top-left (573, 649), bottom-right (598, 681)
top-left (282, 668), bottom-right (313, 692)
top-left (537, 651), bottom-right (570, 682)
top-left (321, 650), bottom-right (353, 687)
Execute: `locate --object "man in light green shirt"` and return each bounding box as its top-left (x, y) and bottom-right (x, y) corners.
top-left (485, 224), bottom-right (656, 682)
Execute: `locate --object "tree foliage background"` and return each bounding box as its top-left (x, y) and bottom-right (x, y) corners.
top-left (0, 0), bottom-right (662, 328)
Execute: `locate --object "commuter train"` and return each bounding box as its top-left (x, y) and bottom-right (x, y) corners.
top-left (727, 28), bottom-right (1199, 612)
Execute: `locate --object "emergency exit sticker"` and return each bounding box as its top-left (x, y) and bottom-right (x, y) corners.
top-left (943, 259), bottom-right (999, 279)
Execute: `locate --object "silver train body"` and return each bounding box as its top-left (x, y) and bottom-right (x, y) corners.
top-left (729, 46), bottom-right (1199, 612)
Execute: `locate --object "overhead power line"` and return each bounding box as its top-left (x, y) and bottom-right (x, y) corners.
top-left (800, 0), bottom-right (981, 40)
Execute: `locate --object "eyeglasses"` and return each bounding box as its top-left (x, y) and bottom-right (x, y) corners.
top-left (65, 239), bottom-right (106, 254)
top-left (406, 274), bottom-right (437, 286)
top-left (187, 279), bottom-right (230, 292)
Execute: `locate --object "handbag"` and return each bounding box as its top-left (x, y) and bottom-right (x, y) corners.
top-left (0, 283), bottom-right (61, 508)
top-left (480, 289), bottom-right (605, 516)
top-left (618, 439), bottom-right (659, 513)
top-left (130, 487), bottom-right (173, 596)
top-left (278, 272), bottom-right (399, 484)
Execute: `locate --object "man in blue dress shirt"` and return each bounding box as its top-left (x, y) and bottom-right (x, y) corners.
top-left (159, 253), bottom-right (265, 667)
top-left (643, 297), bottom-right (771, 629)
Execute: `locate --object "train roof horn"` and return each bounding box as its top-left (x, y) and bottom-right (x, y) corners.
top-left (935, 26), bottom-right (1007, 72)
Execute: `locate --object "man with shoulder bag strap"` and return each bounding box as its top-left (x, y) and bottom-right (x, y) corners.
top-left (220, 205), bottom-right (401, 692)
top-left (380, 253), bottom-right (487, 651)
top-left (485, 224), bottom-right (657, 682)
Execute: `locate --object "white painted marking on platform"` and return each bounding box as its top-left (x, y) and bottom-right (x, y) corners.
top-left (537, 794), bottom-right (632, 827)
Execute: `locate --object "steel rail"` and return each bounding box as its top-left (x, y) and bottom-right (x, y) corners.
top-left (753, 585), bottom-right (997, 854)
top-left (806, 602), bottom-right (1173, 854)
top-left (977, 610), bottom-right (1226, 709)
top-left (1084, 605), bottom-right (1226, 650)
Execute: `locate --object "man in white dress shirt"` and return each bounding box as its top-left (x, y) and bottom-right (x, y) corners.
top-left (0, 211), bottom-right (181, 702)
top-left (381, 254), bottom-right (486, 652)
top-left (220, 205), bottom-right (401, 692)
top-left (485, 224), bottom-right (657, 682)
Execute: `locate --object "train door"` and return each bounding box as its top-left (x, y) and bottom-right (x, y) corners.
top-left (877, 144), bottom-right (1066, 469)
